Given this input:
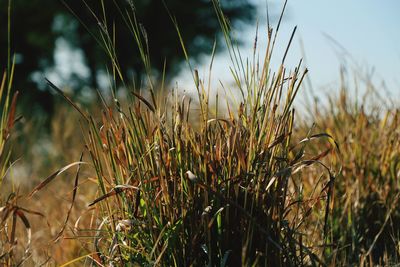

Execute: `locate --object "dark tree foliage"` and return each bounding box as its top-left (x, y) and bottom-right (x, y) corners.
top-left (0, 0), bottom-right (60, 114)
top-left (0, 0), bottom-right (255, 115)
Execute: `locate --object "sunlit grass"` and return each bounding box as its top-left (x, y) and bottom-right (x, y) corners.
top-left (1, 0), bottom-right (400, 266)
top-left (38, 1), bottom-right (339, 265)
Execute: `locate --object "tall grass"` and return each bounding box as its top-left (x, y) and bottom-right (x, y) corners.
top-left (304, 76), bottom-right (400, 265)
top-left (0, 2), bottom-right (23, 264)
top-left (41, 1), bottom-right (340, 265)
top-left (0, 3), bottom-right (44, 265)
top-left (0, 64), bottom-right (23, 267)
top-left (6, 0), bottom-right (399, 266)
top-left (5, 1), bottom-right (400, 266)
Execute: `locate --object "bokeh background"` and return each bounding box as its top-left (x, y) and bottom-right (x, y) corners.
top-left (1, 0), bottom-right (399, 117)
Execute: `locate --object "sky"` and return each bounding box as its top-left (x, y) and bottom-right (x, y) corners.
top-left (50, 0), bottom-right (400, 102)
top-left (282, 0), bottom-right (400, 93)
top-left (177, 0), bottom-right (400, 102)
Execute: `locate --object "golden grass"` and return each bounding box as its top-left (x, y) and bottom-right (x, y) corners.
top-left (1, 0), bottom-right (399, 266)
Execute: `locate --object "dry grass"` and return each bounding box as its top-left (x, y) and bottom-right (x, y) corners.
top-left (35, 1), bottom-right (338, 265)
top-left (1, 0), bottom-right (399, 266)
top-left (301, 77), bottom-right (400, 265)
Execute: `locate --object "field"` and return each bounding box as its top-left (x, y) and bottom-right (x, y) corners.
top-left (1, 1), bottom-right (399, 266)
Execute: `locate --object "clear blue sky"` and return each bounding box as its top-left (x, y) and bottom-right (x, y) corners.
top-left (281, 0), bottom-right (400, 92)
top-left (178, 0), bottom-right (400, 100)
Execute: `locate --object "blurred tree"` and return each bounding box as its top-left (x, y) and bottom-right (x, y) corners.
top-left (0, 0), bottom-right (60, 115)
top-left (0, 0), bottom-right (255, 115)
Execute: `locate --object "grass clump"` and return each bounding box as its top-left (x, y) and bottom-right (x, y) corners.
top-left (6, 0), bottom-right (400, 266)
top-left (44, 1), bottom-right (339, 265)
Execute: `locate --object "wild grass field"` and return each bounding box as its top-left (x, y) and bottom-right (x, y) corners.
top-left (1, 0), bottom-right (399, 266)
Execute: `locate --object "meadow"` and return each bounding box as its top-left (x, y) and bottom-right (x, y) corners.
top-left (1, 1), bottom-right (399, 266)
